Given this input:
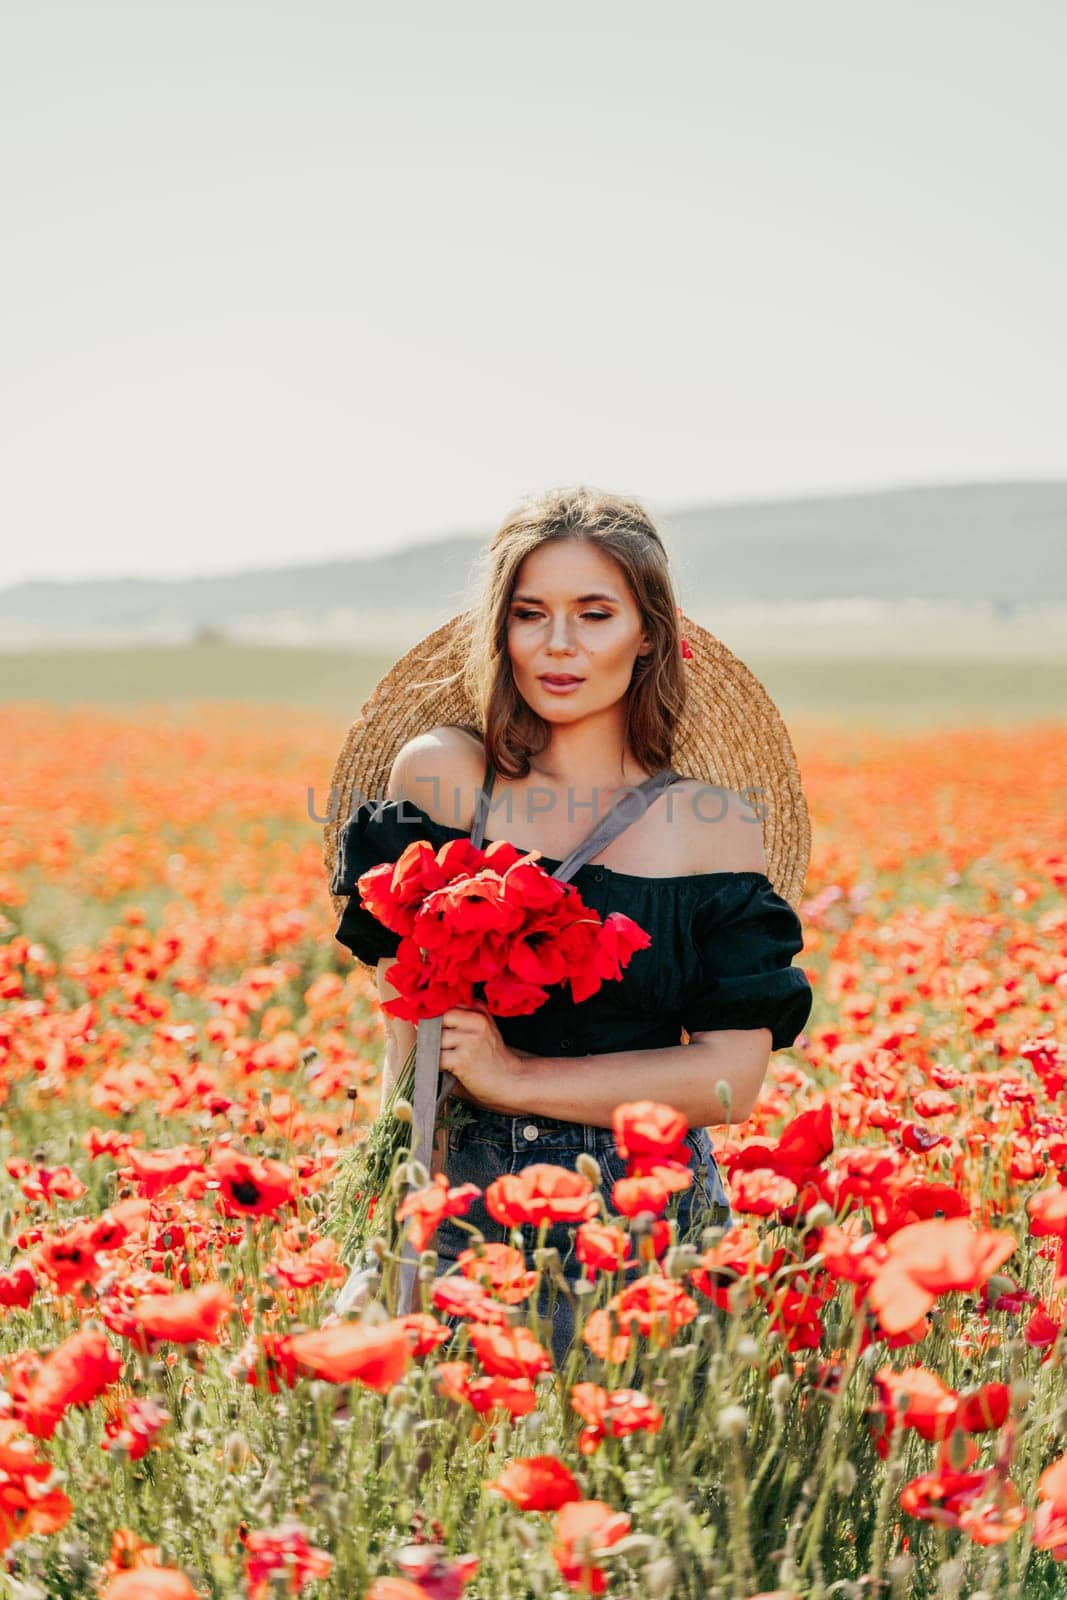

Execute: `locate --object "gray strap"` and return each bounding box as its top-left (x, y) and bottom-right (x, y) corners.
top-left (552, 768), bottom-right (682, 881)
top-left (394, 760), bottom-right (681, 1315)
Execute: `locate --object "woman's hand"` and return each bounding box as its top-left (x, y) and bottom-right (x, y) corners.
top-left (439, 1002), bottom-right (534, 1114)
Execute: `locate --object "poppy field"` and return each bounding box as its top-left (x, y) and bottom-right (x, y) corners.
top-left (2, 702), bottom-right (1066, 1599)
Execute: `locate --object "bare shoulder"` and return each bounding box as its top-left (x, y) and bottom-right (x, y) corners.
top-left (668, 778), bottom-right (768, 875)
top-left (385, 722), bottom-right (485, 830)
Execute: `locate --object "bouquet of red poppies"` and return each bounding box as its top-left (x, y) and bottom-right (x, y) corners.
top-left (362, 832), bottom-right (650, 1021)
top-left (326, 832), bottom-right (650, 1275)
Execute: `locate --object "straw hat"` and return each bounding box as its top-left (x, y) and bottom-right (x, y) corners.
top-left (324, 608), bottom-right (810, 918)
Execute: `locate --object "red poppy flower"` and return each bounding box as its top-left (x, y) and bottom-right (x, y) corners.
top-left (484, 1454), bottom-right (582, 1511)
top-left (365, 1580), bottom-right (433, 1600)
top-left (878, 1182), bottom-right (971, 1235)
top-left (239, 1519), bottom-right (333, 1600)
top-left (581, 1309), bottom-right (632, 1365)
top-left (430, 1359), bottom-right (537, 1416)
top-left (394, 1544), bottom-right (480, 1596)
top-left (485, 1164), bottom-right (600, 1230)
top-left (467, 1373), bottom-right (538, 1416)
top-left (121, 1144), bottom-right (206, 1199)
top-left (127, 1282), bottom-right (233, 1350)
top-left (99, 1526), bottom-right (165, 1582)
top-left (432, 1360), bottom-right (475, 1407)
top-left (551, 1500), bottom-right (632, 1594)
top-left (458, 1242), bottom-right (539, 1304)
top-left (1028, 1184), bottom-right (1067, 1283)
top-left (84, 1127), bottom-right (140, 1160)
top-left (396, 1312), bottom-right (453, 1358)
top-left (900, 1467), bottom-right (1027, 1545)
top-left (6, 1160), bottom-right (87, 1205)
top-left (575, 1222), bottom-right (632, 1277)
top-left (20, 1325), bottom-right (123, 1439)
top-left (729, 1169), bottom-right (799, 1217)
top-left (413, 871), bottom-right (524, 957)
top-left (467, 1322), bottom-right (553, 1380)
top-left (0, 1419), bottom-right (73, 1552)
top-left (956, 1383), bottom-right (1012, 1434)
top-left (637, 1221), bottom-right (673, 1263)
top-left (868, 1218), bottom-right (1017, 1336)
top-left (207, 1148), bottom-right (298, 1219)
top-left (102, 1570), bottom-right (205, 1600)
top-left (1032, 1454), bottom-right (1067, 1557)
top-left (610, 1274), bottom-right (699, 1340)
top-left (396, 1173), bottom-right (481, 1252)
top-left (359, 840), bottom-right (449, 937)
top-left (32, 1212), bottom-right (135, 1295)
top-left (383, 941), bottom-right (478, 1022)
top-left (101, 1396), bottom-right (171, 1462)
top-left (569, 1382), bottom-right (663, 1454)
top-left (807, 1222), bottom-right (888, 1291)
top-left (272, 1233), bottom-right (348, 1292)
top-left (1025, 1300), bottom-right (1062, 1348)
top-left (612, 1101), bottom-right (688, 1163)
top-left (610, 1161), bottom-right (692, 1219)
top-left (280, 1319), bottom-right (412, 1391)
top-left (872, 1365), bottom-right (960, 1443)
top-left (0, 1262), bottom-right (37, 1309)
top-left (233, 1332), bottom-right (295, 1393)
top-left (431, 1275), bottom-right (513, 1326)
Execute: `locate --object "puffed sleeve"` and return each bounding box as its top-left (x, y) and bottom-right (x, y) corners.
top-left (329, 802), bottom-right (404, 969)
top-left (680, 874), bottom-right (813, 1050)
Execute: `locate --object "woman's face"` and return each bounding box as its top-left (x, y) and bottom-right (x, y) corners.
top-left (505, 538), bottom-right (652, 723)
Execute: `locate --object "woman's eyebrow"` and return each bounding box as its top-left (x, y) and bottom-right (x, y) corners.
top-left (512, 591), bottom-right (620, 603)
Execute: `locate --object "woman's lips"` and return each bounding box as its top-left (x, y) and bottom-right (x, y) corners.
top-left (538, 676), bottom-right (584, 694)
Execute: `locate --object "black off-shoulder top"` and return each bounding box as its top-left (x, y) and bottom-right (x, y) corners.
top-left (330, 798), bottom-right (814, 1056)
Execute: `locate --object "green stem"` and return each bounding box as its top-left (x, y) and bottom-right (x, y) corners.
top-left (797, 1288), bottom-right (867, 1575)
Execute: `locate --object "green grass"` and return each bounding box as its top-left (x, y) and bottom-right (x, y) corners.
top-left (2, 643), bottom-right (1067, 726)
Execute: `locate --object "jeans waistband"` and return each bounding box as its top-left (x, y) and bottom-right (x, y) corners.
top-left (448, 1104), bottom-right (619, 1154)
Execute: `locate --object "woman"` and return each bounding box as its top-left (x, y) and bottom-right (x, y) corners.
top-left (325, 486), bottom-right (813, 1366)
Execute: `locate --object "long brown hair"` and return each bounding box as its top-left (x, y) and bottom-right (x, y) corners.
top-left (414, 486), bottom-right (688, 779)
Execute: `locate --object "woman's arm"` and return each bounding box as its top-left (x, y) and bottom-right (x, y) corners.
top-left (502, 1030), bottom-right (771, 1129)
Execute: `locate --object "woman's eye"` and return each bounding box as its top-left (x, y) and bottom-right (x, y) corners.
top-left (512, 610), bottom-right (611, 621)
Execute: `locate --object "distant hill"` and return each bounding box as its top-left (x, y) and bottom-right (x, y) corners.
top-left (660, 480), bottom-right (1065, 606)
top-left (1, 480), bottom-right (1064, 653)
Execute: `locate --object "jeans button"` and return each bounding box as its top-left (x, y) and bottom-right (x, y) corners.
top-left (560, 1037), bottom-right (572, 1050)
top-left (522, 1123), bottom-right (540, 1141)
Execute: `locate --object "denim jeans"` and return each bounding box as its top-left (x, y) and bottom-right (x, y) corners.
top-left (431, 1108), bottom-right (735, 1369)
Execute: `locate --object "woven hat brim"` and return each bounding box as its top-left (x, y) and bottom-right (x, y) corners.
top-left (323, 609), bottom-right (811, 921)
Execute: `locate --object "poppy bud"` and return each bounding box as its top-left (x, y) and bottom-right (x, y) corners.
top-left (644, 1555), bottom-right (678, 1597)
top-left (224, 1430), bottom-right (253, 1471)
top-left (985, 1272), bottom-right (1016, 1304)
top-left (717, 1404), bottom-right (748, 1440)
top-left (575, 1153), bottom-right (602, 1185)
top-left (663, 1245), bottom-right (700, 1278)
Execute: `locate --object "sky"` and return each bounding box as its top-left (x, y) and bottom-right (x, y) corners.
top-left (2, 0), bottom-right (1064, 589)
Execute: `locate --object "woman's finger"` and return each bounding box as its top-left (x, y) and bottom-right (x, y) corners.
top-left (440, 1008), bottom-right (480, 1030)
